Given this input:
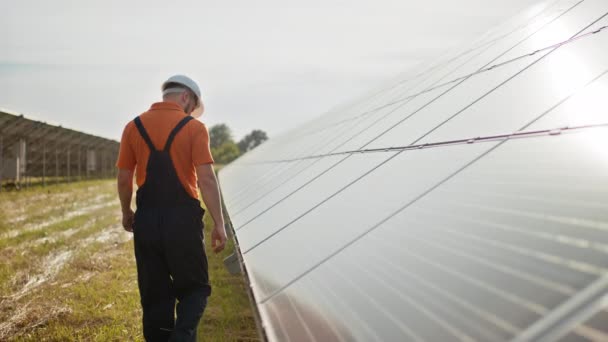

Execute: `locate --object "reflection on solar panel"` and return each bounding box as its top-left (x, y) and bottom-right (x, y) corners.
top-left (218, 0), bottom-right (608, 340)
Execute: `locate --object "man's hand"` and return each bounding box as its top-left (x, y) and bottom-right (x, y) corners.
top-left (211, 224), bottom-right (227, 253)
top-left (122, 209), bottom-right (135, 232)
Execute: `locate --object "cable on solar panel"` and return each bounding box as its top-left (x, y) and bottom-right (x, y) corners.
top-left (274, 0), bottom-right (593, 143)
top-left (232, 12), bottom-right (608, 233)
top-left (253, 23), bottom-right (608, 165)
top-left (255, 66), bottom-right (608, 306)
top-left (227, 5), bottom-right (594, 213)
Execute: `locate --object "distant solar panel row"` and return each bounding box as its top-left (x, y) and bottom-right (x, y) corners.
top-left (0, 110), bottom-right (119, 187)
top-left (219, 0), bottom-right (608, 340)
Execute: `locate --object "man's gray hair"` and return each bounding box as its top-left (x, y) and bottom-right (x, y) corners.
top-left (162, 82), bottom-right (198, 104)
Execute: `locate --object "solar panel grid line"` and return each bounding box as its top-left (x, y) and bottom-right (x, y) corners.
top-left (260, 40), bottom-right (536, 151)
top-left (434, 187), bottom-right (606, 212)
top-left (382, 220), bottom-right (579, 297)
top-left (253, 124), bottom-right (608, 340)
top-left (253, 124), bottom-right (598, 305)
top-left (312, 280), bottom-right (383, 341)
top-left (395, 238), bottom-right (550, 316)
top-left (330, 267), bottom-right (427, 342)
top-left (431, 240), bottom-right (594, 307)
top-left (359, 255), bottom-right (507, 341)
top-left (365, 250), bottom-right (522, 338)
top-left (330, 14), bottom-right (606, 147)
top-left (223, 113), bottom-right (369, 207)
top-left (368, 234), bottom-right (551, 318)
top-left (354, 260), bottom-right (478, 342)
top-left (261, 302), bottom-right (291, 342)
top-left (361, 0), bottom-right (563, 104)
top-left (282, 295), bottom-right (317, 342)
top-left (265, 290), bottom-right (347, 342)
top-left (230, 61), bottom-right (604, 312)
top-left (282, 82), bottom-right (406, 141)
top-left (230, 123), bottom-right (608, 227)
top-left (230, 0), bottom-right (580, 171)
top-left (252, 137), bottom-right (503, 304)
top-left (571, 325), bottom-right (608, 341)
top-left (276, 0), bottom-right (587, 143)
top-left (226, 84), bottom-right (457, 209)
top-left (440, 202), bottom-right (608, 256)
top-left (243, 100), bottom-right (389, 170)
top-left (224, 35), bottom-right (494, 192)
top-left (220, 2), bottom-right (608, 340)
top-left (233, 152), bottom-right (382, 232)
top-left (224, 160), bottom-right (310, 207)
top-left (246, 1), bottom-right (595, 165)
top-left (287, 287), bottom-right (350, 342)
top-left (440, 0), bottom-right (597, 77)
top-left (227, 88), bottom-right (448, 212)
top-left (238, 1), bottom-right (564, 163)
top-left (222, 101), bottom-right (396, 200)
top-left (396, 0), bottom-right (585, 87)
top-left (249, 131), bottom-right (604, 310)
top-left (228, 158), bottom-right (327, 215)
top-left (314, 214), bottom-right (604, 342)
top-left (392, 221), bottom-right (580, 295)
top-left (429, 222), bottom-right (604, 281)
top-left (514, 274), bottom-right (608, 342)
top-left (581, 308), bottom-right (608, 333)
top-left (344, 263), bottom-right (476, 342)
top-left (250, 121), bottom-right (608, 163)
top-left (444, 203), bottom-right (608, 247)
top-left (453, 201), bottom-right (608, 235)
top-left (238, 76), bottom-right (452, 167)
top-left (234, 13), bottom-right (606, 243)
top-left (231, 59), bottom-right (540, 215)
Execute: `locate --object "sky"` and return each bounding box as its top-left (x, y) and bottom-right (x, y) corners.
top-left (0, 0), bottom-right (542, 141)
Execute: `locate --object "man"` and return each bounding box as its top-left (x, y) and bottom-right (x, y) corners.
top-left (116, 75), bottom-right (227, 341)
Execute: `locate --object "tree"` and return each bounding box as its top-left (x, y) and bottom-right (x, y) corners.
top-left (209, 124), bottom-right (233, 149)
top-left (238, 129), bottom-right (268, 153)
top-left (211, 142), bottom-right (241, 164)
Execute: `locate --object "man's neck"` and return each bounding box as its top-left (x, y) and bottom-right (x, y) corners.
top-left (162, 98), bottom-right (186, 112)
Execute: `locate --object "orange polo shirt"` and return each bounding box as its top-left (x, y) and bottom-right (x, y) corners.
top-left (116, 102), bottom-right (214, 199)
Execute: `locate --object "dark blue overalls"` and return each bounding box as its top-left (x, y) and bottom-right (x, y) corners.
top-left (132, 115), bottom-right (211, 342)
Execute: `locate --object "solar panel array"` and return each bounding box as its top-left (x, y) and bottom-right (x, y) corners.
top-left (218, 0), bottom-right (608, 340)
top-left (0, 109), bottom-right (119, 189)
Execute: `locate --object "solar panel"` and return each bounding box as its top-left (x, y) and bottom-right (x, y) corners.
top-left (218, 0), bottom-right (608, 340)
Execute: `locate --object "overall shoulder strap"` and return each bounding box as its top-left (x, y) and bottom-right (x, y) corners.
top-left (133, 117), bottom-right (156, 152)
top-left (164, 116), bottom-right (194, 152)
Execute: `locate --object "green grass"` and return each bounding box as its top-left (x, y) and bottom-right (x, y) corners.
top-left (0, 178), bottom-right (258, 341)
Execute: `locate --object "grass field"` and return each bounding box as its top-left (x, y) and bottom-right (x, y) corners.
top-left (0, 179), bottom-right (259, 341)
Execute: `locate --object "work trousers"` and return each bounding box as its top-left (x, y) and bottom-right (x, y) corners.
top-left (133, 205), bottom-right (211, 342)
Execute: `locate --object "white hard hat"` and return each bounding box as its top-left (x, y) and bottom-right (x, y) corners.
top-left (161, 74), bottom-right (202, 105)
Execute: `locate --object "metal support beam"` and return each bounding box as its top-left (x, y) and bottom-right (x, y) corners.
top-left (42, 143), bottom-right (46, 187)
top-left (67, 146), bottom-right (70, 183)
top-left (55, 148), bottom-right (59, 184)
top-left (24, 139), bottom-right (29, 189)
top-left (101, 150), bottom-right (105, 179)
top-left (0, 135), bottom-right (3, 193)
top-left (78, 147), bottom-right (81, 181)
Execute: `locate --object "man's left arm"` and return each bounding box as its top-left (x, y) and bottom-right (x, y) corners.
top-left (116, 123), bottom-right (136, 232)
top-left (196, 163), bottom-right (226, 253)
